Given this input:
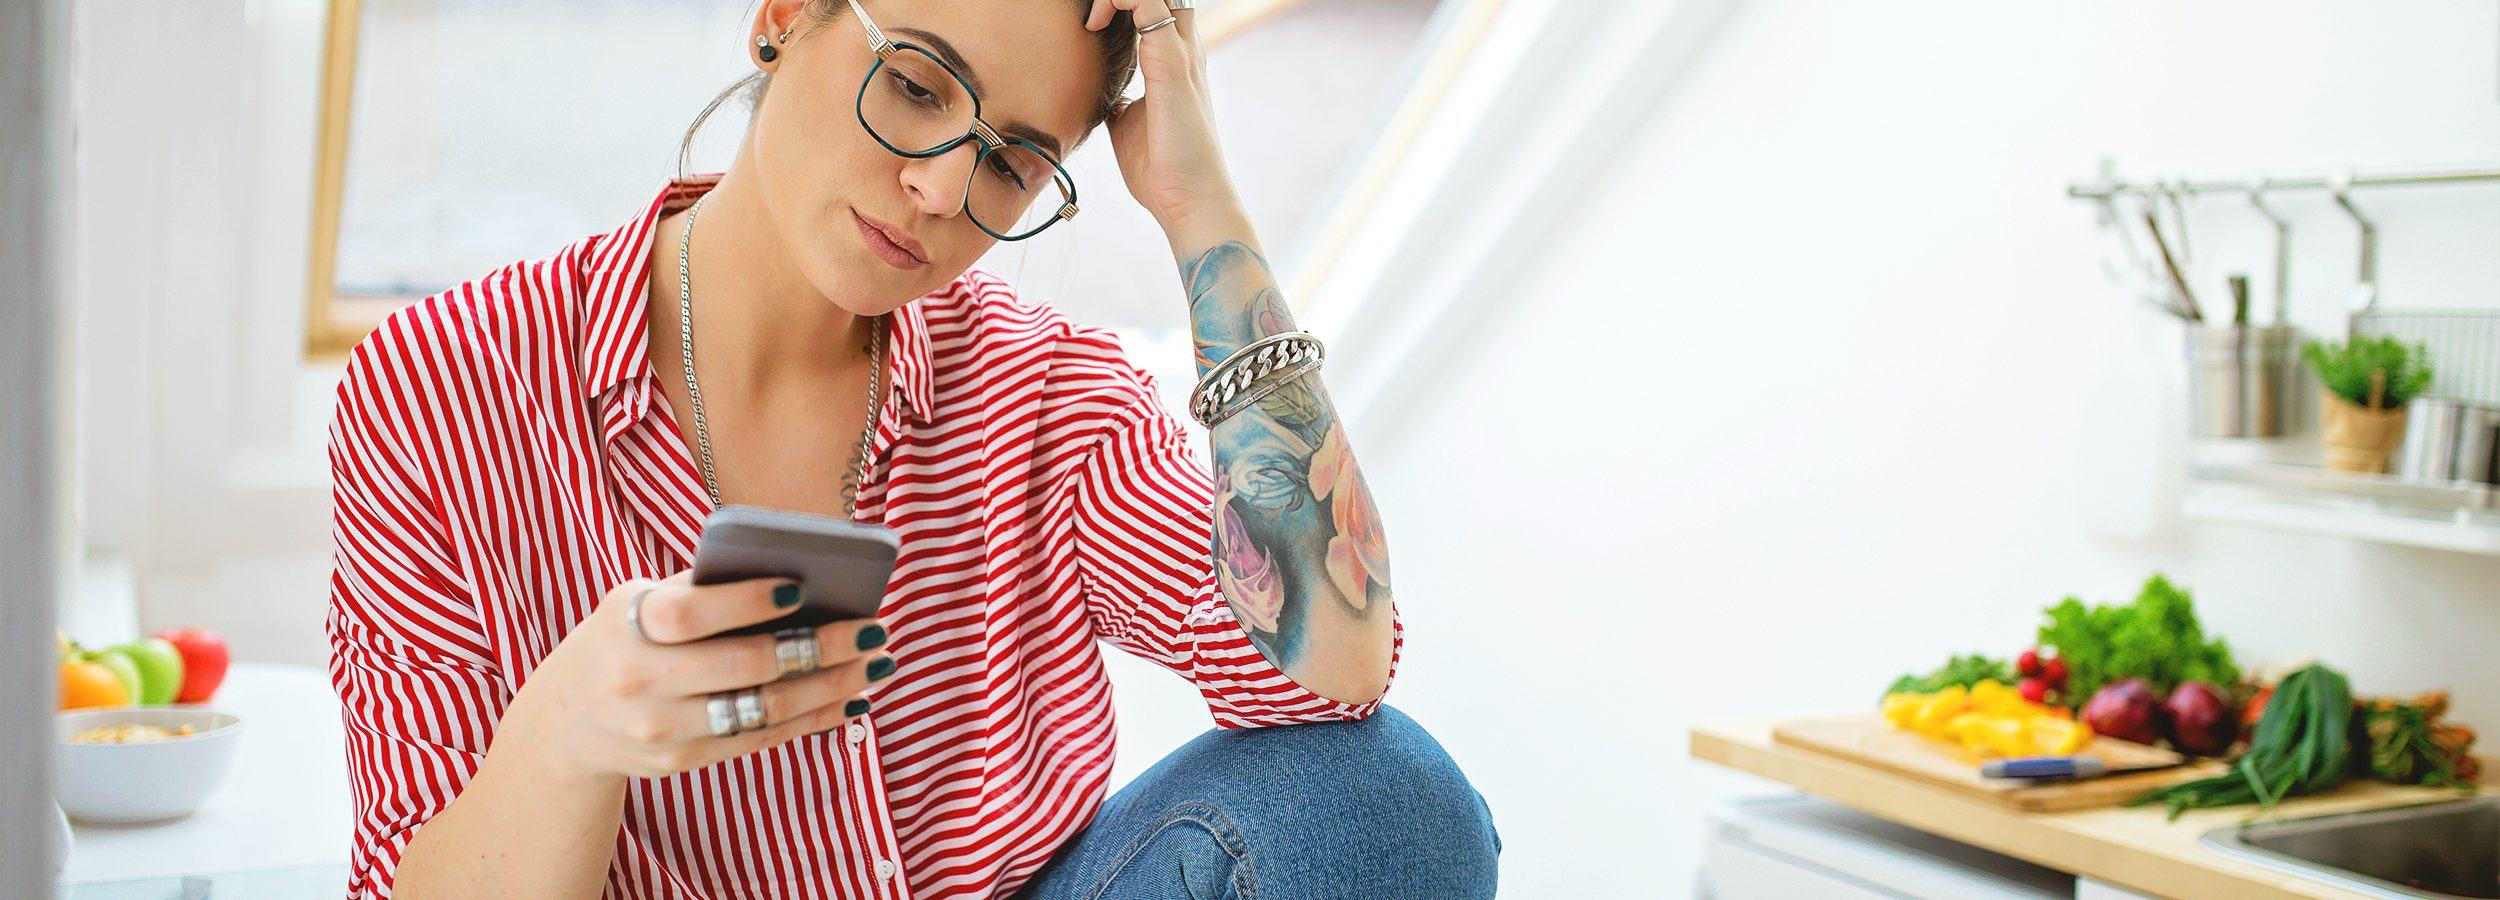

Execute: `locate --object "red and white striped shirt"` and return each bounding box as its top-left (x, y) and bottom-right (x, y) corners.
top-left (326, 174), bottom-right (1400, 899)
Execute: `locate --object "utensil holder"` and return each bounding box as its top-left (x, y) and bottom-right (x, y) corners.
top-left (2397, 397), bottom-right (2464, 482)
top-left (2394, 398), bottom-right (2500, 485)
top-left (2456, 403), bottom-right (2500, 486)
top-left (2185, 325), bottom-right (2293, 438)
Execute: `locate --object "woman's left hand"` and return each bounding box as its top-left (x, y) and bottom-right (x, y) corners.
top-left (1085, 0), bottom-right (1242, 232)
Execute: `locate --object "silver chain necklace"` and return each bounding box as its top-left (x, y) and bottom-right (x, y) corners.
top-left (677, 192), bottom-right (887, 516)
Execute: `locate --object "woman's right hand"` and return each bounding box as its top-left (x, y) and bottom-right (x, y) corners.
top-left (498, 571), bottom-right (893, 782)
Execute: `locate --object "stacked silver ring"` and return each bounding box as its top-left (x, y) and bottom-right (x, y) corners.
top-left (707, 686), bottom-right (767, 737)
top-left (734, 689), bottom-right (766, 732)
top-left (772, 627), bottom-right (821, 680)
top-left (705, 691), bottom-right (740, 737)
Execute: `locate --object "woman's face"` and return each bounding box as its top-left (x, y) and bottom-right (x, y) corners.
top-left (749, 0), bottom-right (1105, 313)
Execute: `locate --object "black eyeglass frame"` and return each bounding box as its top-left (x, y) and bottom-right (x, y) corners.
top-left (845, 0), bottom-right (1080, 241)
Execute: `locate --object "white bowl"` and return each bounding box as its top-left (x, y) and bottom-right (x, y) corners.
top-left (55, 706), bottom-right (242, 824)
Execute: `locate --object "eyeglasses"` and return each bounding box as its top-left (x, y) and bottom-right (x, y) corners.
top-left (845, 0), bottom-right (1079, 241)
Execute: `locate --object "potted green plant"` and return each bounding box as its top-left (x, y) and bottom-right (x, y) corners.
top-left (2301, 336), bottom-right (2434, 474)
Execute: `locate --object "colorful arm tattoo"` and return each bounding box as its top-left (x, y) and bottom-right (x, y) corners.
top-left (1182, 239), bottom-right (1395, 700)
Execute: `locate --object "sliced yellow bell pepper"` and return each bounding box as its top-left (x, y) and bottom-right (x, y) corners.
top-left (2028, 717), bottom-right (2094, 755)
top-left (1881, 683), bottom-right (2096, 758)
top-left (1911, 686), bottom-right (1969, 737)
top-left (1881, 692), bottom-right (1925, 728)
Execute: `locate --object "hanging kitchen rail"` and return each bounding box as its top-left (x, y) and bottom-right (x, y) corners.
top-left (2071, 161), bottom-right (2500, 555)
top-left (2067, 163), bottom-right (2500, 199)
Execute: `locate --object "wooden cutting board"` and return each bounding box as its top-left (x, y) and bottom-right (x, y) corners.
top-left (1771, 714), bottom-right (2233, 813)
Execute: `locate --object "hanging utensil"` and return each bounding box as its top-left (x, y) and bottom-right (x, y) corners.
top-left (2331, 171), bottom-right (2379, 336)
top-left (2246, 179), bottom-right (2291, 325)
top-left (2093, 191), bottom-right (2193, 320)
top-left (2144, 208), bottom-right (2204, 322)
top-left (2160, 179), bottom-right (2197, 269)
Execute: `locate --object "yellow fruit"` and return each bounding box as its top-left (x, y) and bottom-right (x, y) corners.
top-left (1912, 687), bottom-right (1969, 735)
top-left (1960, 717), bottom-right (2025, 757)
top-left (1881, 692), bottom-right (1924, 728)
top-left (1885, 683), bottom-right (2098, 759)
top-left (2029, 718), bottom-right (2094, 755)
top-left (1939, 710), bottom-right (1984, 741)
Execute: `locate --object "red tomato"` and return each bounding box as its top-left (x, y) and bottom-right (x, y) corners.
top-left (153, 627), bottom-right (230, 703)
top-left (2042, 656), bottom-right (2069, 689)
top-left (2018, 677), bottom-right (2051, 704)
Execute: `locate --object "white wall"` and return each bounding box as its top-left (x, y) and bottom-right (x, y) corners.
top-left (67, 0), bottom-right (337, 658)
top-left (64, 0), bottom-right (2500, 895)
top-left (1351, 2), bottom-right (2500, 896)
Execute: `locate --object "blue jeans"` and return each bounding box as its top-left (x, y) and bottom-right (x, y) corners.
top-left (1013, 706), bottom-right (1499, 900)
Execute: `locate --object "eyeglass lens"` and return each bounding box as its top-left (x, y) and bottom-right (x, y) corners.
top-left (860, 45), bottom-right (1071, 238)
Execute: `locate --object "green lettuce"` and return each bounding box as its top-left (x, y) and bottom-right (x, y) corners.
top-left (2037, 574), bottom-right (2239, 709)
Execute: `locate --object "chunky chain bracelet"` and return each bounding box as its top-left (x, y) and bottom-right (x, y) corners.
top-left (1188, 331), bottom-right (1325, 429)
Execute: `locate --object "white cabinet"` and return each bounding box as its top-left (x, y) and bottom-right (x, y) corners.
top-left (1701, 794), bottom-right (2074, 899)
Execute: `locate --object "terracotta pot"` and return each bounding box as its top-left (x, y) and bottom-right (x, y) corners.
top-left (2320, 389), bottom-right (2409, 474)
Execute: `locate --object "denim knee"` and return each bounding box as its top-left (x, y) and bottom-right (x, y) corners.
top-left (1133, 706), bottom-right (1501, 897)
top-left (1087, 802), bottom-right (1253, 900)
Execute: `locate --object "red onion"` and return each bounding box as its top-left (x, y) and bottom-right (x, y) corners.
top-left (2083, 678), bottom-right (2166, 746)
top-left (2164, 681), bottom-right (2240, 755)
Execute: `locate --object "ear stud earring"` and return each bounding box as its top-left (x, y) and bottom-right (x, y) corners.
top-left (755, 27), bottom-right (794, 63)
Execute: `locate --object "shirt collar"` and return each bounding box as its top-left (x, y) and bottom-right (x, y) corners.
top-left (577, 173), bottom-right (936, 431)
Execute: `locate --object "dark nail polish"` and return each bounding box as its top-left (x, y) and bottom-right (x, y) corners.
top-left (845, 698), bottom-right (871, 717)
top-left (866, 656), bottom-right (897, 682)
top-left (774, 583), bottom-right (802, 608)
top-left (856, 624), bottom-right (888, 651)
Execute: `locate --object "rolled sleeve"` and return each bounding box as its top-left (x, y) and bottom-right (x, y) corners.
top-left (1062, 351), bottom-right (1402, 729)
top-left (327, 333), bottom-right (508, 898)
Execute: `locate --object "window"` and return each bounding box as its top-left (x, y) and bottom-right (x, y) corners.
top-left (305, 0), bottom-right (1472, 373)
top-left (305, 0), bottom-right (755, 356)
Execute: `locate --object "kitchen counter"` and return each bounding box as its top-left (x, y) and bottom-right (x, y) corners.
top-left (1691, 713), bottom-right (2489, 899)
top-left (58, 662), bottom-right (351, 890)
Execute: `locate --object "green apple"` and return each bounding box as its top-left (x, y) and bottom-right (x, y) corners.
top-left (110, 638), bottom-right (186, 705)
top-left (87, 650), bottom-right (144, 706)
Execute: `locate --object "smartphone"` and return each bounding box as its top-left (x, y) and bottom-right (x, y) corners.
top-left (690, 505), bottom-right (900, 638)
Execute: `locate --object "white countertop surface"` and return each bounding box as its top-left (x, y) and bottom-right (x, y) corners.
top-left (59, 662), bottom-right (351, 887)
top-left (49, 654), bottom-right (1215, 895)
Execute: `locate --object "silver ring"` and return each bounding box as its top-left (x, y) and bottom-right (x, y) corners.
top-left (705, 693), bottom-right (739, 737)
top-left (1137, 14), bottom-right (1178, 34)
top-left (1166, 0), bottom-right (1195, 9)
top-left (772, 627), bottom-right (821, 679)
top-left (627, 585), bottom-right (662, 645)
top-left (734, 687), bottom-right (767, 733)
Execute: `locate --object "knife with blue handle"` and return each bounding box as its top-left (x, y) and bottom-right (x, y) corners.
top-left (1980, 756), bottom-right (2109, 780)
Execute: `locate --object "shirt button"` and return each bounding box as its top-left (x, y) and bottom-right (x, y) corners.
top-left (845, 723), bottom-right (867, 744)
top-left (875, 858), bottom-right (896, 879)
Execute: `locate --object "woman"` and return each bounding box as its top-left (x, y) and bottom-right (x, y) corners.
top-left (324, 0), bottom-right (1497, 897)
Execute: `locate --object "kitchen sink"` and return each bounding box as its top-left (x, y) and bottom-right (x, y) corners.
top-left (2200, 796), bottom-right (2496, 898)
